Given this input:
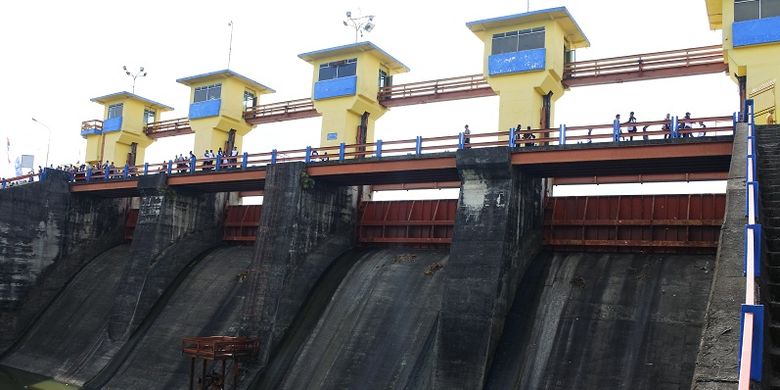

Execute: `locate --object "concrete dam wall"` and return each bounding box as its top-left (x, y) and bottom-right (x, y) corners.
top-left (0, 142), bottom-right (747, 389)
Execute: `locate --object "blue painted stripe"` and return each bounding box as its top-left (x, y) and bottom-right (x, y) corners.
top-left (189, 99), bottom-right (221, 119)
top-left (734, 16), bottom-right (780, 47)
top-left (739, 304), bottom-right (764, 381)
top-left (488, 48), bottom-right (546, 76)
top-left (314, 76), bottom-right (357, 100)
top-left (80, 128), bottom-right (102, 137)
top-left (102, 117), bottom-right (122, 132)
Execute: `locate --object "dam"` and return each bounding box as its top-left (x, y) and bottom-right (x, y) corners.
top-left (1, 3), bottom-right (779, 390)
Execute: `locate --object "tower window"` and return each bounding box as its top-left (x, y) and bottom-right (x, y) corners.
top-left (318, 58), bottom-right (358, 81)
top-left (107, 103), bottom-right (123, 119)
top-left (491, 27), bottom-right (545, 55)
top-left (193, 84), bottom-right (222, 103)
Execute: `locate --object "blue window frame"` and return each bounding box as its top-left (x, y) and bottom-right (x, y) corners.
top-left (492, 27), bottom-right (545, 55)
top-left (193, 84), bottom-right (222, 103)
top-left (107, 103), bottom-right (123, 119)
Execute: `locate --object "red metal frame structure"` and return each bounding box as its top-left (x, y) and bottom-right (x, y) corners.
top-left (562, 44), bottom-right (726, 87)
top-left (223, 205), bottom-right (262, 242)
top-left (110, 45), bottom-right (724, 139)
top-left (182, 336), bottom-right (259, 390)
top-left (358, 200), bottom-right (457, 245)
top-left (544, 194), bottom-right (726, 252)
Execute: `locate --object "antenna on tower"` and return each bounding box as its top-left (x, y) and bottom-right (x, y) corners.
top-left (227, 20), bottom-right (234, 69)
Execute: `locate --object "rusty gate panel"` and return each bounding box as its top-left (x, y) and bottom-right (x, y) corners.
top-left (544, 194), bottom-right (726, 252)
top-left (125, 209), bottom-right (139, 241)
top-left (359, 199), bottom-right (457, 245)
top-left (223, 205), bottom-right (262, 242)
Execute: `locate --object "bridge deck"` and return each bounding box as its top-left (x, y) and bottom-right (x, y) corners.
top-left (70, 136), bottom-right (734, 198)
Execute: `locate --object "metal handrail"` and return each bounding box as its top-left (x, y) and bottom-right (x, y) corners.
top-left (144, 117), bottom-right (190, 135)
top-left (69, 113), bottom-right (735, 185)
top-left (738, 99), bottom-right (761, 389)
top-left (81, 119), bottom-right (103, 131)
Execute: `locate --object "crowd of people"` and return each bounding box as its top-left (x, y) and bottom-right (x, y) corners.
top-left (614, 111), bottom-right (709, 141)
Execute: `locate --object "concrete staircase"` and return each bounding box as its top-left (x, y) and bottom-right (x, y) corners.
top-left (757, 125), bottom-right (780, 388)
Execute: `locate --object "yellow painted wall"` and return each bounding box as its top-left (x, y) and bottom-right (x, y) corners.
top-left (85, 96), bottom-right (157, 165)
top-left (187, 77), bottom-right (255, 154)
top-left (475, 19), bottom-right (567, 135)
top-left (309, 51), bottom-right (396, 149)
top-left (718, 0), bottom-right (780, 123)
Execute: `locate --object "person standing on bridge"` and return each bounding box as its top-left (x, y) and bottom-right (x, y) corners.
top-left (662, 113), bottom-right (672, 139)
top-left (464, 125), bottom-right (471, 147)
top-left (613, 114), bottom-right (622, 142)
top-left (768, 110), bottom-right (776, 125)
top-left (627, 112), bottom-right (638, 141)
top-left (230, 146), bottom-right (239, 169)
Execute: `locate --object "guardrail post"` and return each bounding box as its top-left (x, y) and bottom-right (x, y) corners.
top-left (271, 149), bottom-right (277, 165)
top-left (123, 164), bottom-right (129, 179)
top-left (339, 143), bottom-right (345, 161)
top-left (559, 124), bottom-right (567, 145)
top-left (242, 152), bottom-right (248, 170)
top-left (305, 146), bottom-right (312, 163)
top-left (86, 167), bottom-right (92, 182)
top-left (745, 99), bottom-right (755, 124)
top-left (671, 116), bottom-right (680, 138)
top-left (416, 136), bottom-right (422, 156)
top-left (739, 304), bottom-right (765, 381)
top-left (509, 128), bottom-right (516, 147)
top-left (376, 140), bottom-right (383, 158)
top-left (40, 170), bottom-right (46, 182)
top-left (189, 156), bottom-right (196, 173)
top-left (458, 132), bottom-right (465, 150)
top-left (215, 153), bottom-right (222, 171)
top-left (144, 163), bottom-right (149, 176)
top-left (733, 112), bottom-right (739, 127)
top-left (167, 160), bottom-right (173, 175)
top-left (612, 119), bottom-right (621, 142)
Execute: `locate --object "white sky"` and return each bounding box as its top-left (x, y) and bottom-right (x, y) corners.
top-left (0, 0), bottom-right (737, 181)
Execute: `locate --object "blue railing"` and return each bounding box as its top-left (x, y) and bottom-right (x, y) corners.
top-left (738, 99), bottom-right (764, 388)
top-left (70, 113), bottom-right (734, 183)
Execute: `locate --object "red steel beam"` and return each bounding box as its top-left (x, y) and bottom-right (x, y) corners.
top-left (380, 87), bottom-right (495, 107)
top-left (545, 239), bottom-right (718, 248)
top-left (70, 180), bottom-right (138, 192)
top-left (563, 62), bottom-right (727, 88)
top-left (511, 140), bottom-right (733, 165)
top-left (245, 109), bottom-right (320, 125)
top-left (371, 181), bottom-right (461, 191)
top-left (167, 169), bottom-right (266, 186)
top-left (551, 172), bottom-right (728, 185)
top-left (306, 157), bottom-right (457, 177)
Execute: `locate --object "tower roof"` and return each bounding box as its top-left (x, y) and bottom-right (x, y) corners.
top-left (467, 7), bottom-right (590, 49)
top-left (298, 41), bottom-right (410, 73)
top-left (176, 69), bottom-right (275, 93)
top-left (90, 91), bottom-right (173, 111)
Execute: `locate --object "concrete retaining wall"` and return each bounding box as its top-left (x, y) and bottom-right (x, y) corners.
top-left (0, 170), bottom-right (128, 353)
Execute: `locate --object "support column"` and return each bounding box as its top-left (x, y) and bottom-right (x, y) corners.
top-left (108, 174), bottom-right (227, 340)
top-left (241, 162), bottom-right (358, 366)
top-left (434, 148), bottom-right (544, 389)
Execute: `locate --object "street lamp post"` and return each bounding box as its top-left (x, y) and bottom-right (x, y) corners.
top-left (343, 10), bottom-right (376, 43)
top-left (123, 65), bottom-right (147, 93)
top-left (31, 117), bottom-right (52, 168)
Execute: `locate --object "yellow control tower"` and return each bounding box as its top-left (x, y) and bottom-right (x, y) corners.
top-left (82, 92), bottom-right (172, 166)
top-left (706, 0), bottom-right (780, 123)
top-left (298, 42), bottom-right (409, 149)
top-left (467, 7), bottom-right (589, 134)
top-left (176, 70), bottom-right (274, 154)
